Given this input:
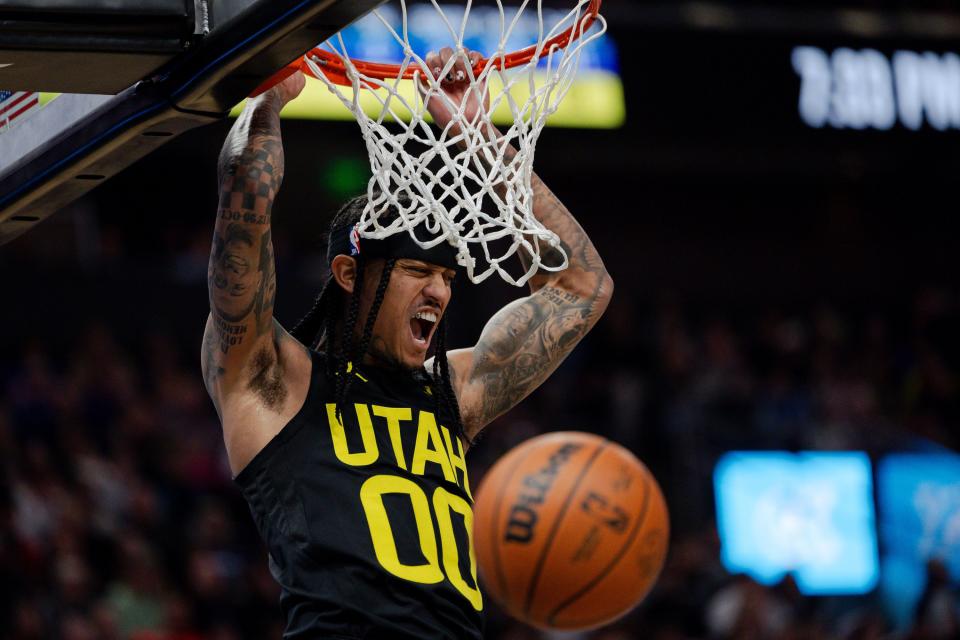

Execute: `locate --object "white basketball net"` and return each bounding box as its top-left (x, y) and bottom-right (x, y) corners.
top-left (301, 0), bottom-right (606, 286)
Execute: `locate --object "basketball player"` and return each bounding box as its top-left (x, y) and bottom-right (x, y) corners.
top-left (201, 49), bottom-right (613, 638)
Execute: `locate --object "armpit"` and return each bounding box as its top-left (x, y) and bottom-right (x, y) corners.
top-left (248, 341), bottom-right (287, 412)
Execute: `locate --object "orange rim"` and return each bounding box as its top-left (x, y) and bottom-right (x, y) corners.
top-left (252, 0), bottom-right (602, 95)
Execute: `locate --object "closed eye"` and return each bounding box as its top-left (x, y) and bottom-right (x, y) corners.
top-left (400, 261), bottom-right (431, 275)
top-left (400, 261), bottom-right (454, 284)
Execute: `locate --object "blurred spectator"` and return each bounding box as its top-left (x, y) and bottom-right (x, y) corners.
top-left (909, 559), bottom-right (960, 640)
top-left (103, 536), bottom-right (168, 638)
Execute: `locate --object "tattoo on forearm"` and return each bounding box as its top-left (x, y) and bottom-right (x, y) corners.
top-left (218, 144), bottom-right (280, 218)
top-left (529, 178), bottom-right (606, 275)
top-left (467, 282), bottom-right (603, 429)
top-left (537, 238), bottom-right (571, 271)
top-left (218, 210), bottom-right (268, 225)
top-left (209, 130), bottom-right (283, 336)
top-left (540, 286), bottom-right (580, 306)
top-left (253, 229), bottom-right (276, 337)
top-left (460, 131), bottom-right (611, 434)
top-left (477, 129), bottom-right (605, 284)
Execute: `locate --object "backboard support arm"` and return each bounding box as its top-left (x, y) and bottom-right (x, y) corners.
top-left (0, 0), bottom-right (385, 245)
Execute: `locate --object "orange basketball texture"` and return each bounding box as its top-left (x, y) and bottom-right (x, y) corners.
top-left (473, 432), bottom-right (669, 631)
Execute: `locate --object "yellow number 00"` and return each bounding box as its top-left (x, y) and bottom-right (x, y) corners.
top-left (359, 474), bottom-right (483, 611)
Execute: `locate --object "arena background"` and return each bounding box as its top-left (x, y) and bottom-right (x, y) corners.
top-left (2, 1), bottom-right (960, 638)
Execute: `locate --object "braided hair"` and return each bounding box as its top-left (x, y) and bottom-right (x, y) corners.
top-left (289, 195), bottom-right (467, 444)
top-left (430, 314), bottom-right (466, 445)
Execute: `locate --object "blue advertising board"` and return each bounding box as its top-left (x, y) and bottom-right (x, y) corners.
top-left (714, 451), bottom-right (879, 595)
top-left (877, 453), bottom-right (960, 628)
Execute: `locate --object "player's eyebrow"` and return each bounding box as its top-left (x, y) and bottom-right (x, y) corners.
top-left (408, 262), bottom-right (456, 281)
top-left (399, 259), bottom-right (438, 272)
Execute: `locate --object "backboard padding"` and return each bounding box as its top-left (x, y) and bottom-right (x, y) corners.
top-left (0, 0), bottom-right (385, 245)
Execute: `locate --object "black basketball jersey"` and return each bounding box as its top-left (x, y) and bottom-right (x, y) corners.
top-left (234, 351), bottom-right (484, 639)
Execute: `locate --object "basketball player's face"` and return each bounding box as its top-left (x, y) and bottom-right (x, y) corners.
top-left (360, 259), bottom-right (455, 369)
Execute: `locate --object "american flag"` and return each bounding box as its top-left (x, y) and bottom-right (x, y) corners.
top-left (0, 90), bottom-right (40, 129)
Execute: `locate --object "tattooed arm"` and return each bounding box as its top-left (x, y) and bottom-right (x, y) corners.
top-left (448, 178), bottom-right (613, 440)
top-left (423, 49), bottom-right (614, 440)
top-left (202, 73), bottom-right (308, 443)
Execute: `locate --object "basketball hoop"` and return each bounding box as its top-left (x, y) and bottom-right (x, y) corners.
top-left (257, 0), bottom-right (606, 286)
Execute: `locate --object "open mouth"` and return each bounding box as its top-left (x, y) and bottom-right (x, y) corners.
top-left (410, 310), bottom-right (438, 349)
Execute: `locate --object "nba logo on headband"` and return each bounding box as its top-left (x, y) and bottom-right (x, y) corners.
top-left (349, 224), bottom-right (361, 256)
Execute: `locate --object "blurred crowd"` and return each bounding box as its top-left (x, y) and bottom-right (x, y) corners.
top-left (1, 277), bottom-right (958, 639)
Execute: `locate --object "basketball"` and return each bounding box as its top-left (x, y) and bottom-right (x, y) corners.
top-left (473, 431), bottom-right (669, 631)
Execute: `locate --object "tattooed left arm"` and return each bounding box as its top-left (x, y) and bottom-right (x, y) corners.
top-left (439, 119), bottom-right (614, 440)
top-left (449, 279), bottom-right (610, 440)
top-left (202, 72), bottom-right (305, 417)
top-left (425, 48), bottom-right (614, 439)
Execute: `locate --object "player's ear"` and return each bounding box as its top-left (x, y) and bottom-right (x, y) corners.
top-left (330, 255), bottom-right (358, 294)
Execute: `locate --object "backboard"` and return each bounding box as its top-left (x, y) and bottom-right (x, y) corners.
top-left (0, 0), bottom-right (385, 245)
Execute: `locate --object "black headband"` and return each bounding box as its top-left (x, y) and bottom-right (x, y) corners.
top-left (327, 222), bottom-right (461, 271)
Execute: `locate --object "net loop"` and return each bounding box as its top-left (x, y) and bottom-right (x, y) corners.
top-left (300, 1), bottom-right (606, 286)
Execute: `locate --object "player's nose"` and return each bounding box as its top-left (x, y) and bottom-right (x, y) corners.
top-left (422, 271), bottom-right (451, 304)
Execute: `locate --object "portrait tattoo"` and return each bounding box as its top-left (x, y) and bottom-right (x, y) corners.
top-left (210, 223), bottom-right (262, 323)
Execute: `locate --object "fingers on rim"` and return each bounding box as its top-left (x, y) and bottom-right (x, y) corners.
top-left (435, 47), bottom-right (453, 82)
top-left (453, 52), bottom-right (470, 82)
top-left (423, 50), bottom-right (440, 80)
top-left (426, 47), bottom-right (483, 82)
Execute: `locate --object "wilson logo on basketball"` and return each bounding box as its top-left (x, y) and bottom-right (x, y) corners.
top-left (504, 443), bottom-right (583, 544)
